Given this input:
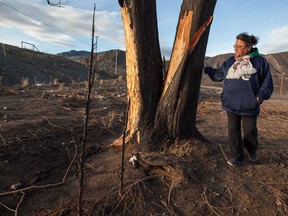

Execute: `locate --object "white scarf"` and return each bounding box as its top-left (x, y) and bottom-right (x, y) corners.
top-left (226, 55), bottom-right (256, 80)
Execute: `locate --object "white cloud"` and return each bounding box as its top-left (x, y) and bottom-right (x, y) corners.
top-left (94, 11), bottom-right (124, 44)
top-left (261, 26), bottom-right (288, 54)
top-left (0, 0), bottom-right (124, 52)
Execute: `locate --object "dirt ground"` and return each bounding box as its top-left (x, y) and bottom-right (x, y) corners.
top-left (0, 78), bottom-right (287, 216)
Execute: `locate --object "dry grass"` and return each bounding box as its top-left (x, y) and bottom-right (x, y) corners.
top-left (101, 110), bottom-right (116, 129)
top-left (20, 77), bottom-right (29, 87)
top-left (52, 78), bottom-right (59, 85)
top-left (167, 141), bottom-right (195, 157)
top-left (58, 83), bottom-right (65, 91)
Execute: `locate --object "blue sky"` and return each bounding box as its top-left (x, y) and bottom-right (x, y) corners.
top-left (0, 0), bottom-right (288, 57)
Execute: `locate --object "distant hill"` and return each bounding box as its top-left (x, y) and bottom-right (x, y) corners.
top-left (205, 53), bottom-right (234, 68)
top-left (0, 43), bottom-right (88, 86)
top-left (58, 49), bottom-right (126, 77)
top-left (265, 52), bottom-right (288, 80)
top-left (57, 50), bottom-right (92, 57)
top-left (0, 43), bottom-right (125, 86)
top-left (0, 42), bottom-right (287, 95)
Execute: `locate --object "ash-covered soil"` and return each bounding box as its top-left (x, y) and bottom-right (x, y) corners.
top-left (0, 78), bottom-right (287, 215)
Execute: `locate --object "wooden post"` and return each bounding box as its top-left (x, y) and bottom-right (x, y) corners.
top-left (280, 73), bottom-right (284, 95)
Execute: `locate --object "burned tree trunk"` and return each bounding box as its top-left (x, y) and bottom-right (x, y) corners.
top-left (119, 0), bottom-right (163, 143)
top-left (155, 1), bottom-right (216, 139)
top-left (118, 0), bottom-right (216, 145)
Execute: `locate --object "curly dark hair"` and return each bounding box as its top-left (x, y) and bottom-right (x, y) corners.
top-left (236, 32), bottom-right (259, 46)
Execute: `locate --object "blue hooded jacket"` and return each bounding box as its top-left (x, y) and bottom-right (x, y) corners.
top-left (204, 48), bottom-right (274, 116)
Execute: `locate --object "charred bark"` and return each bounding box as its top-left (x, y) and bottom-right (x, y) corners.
top-left (119, 0), bottom-right (216, 146)
top-left (155, 0), bottom-right (216, 139)
top-left (119, 0), bottom-right (163, 143)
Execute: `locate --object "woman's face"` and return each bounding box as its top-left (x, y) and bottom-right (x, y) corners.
top-left (234, 39), bottom-right (251, 58)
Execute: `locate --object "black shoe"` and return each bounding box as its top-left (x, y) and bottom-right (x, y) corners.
top-left (227, 158), bottom-right (243, 166)
top-left (249, 152), bottom-right (258, 161)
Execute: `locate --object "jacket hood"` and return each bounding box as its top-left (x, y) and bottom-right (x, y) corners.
top-left (249, 47), bottom-right (260, 57)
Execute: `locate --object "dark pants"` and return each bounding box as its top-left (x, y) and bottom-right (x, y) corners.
top-left (227, 111), bottom-right (259, 160)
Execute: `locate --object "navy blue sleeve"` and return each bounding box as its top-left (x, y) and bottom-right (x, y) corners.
top-left (257, 59), bottom-right (274, 102)
top-left (204, 66), bottom-right (226, 82)
top-left (204, 58), bottom-right (234, 82)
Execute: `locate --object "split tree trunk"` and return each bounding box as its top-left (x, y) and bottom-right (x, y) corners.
top-left (119, 0), bottom-right (163, 143)
top-left (155, 1), bottom-right (216, 139)
top-left (118, 0), bottom-right (217, 145)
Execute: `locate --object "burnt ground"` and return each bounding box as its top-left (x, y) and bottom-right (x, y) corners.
top-left (0, 78), bottom-right (287, 216)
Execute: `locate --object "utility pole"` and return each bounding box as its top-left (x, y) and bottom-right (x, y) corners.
top-left (93, 35), bottom-right (100, 78)
top-left (94, 36), bottom-right (100, 53)
top-left (114, 50), bottom-right (118, 75)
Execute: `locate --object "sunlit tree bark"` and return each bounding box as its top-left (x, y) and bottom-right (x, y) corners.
top-left (118, 0), bottom-right (217, 146)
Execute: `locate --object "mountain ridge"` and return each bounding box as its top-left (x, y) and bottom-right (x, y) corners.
top-left (0, 43), bottom-right (287, 95)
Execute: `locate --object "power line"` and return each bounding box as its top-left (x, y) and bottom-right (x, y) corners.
top-left (0, 0), bottom-right (90, 46)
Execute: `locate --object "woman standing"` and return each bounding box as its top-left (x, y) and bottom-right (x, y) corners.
top-left (204, 32), bottom-right (274, 166)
